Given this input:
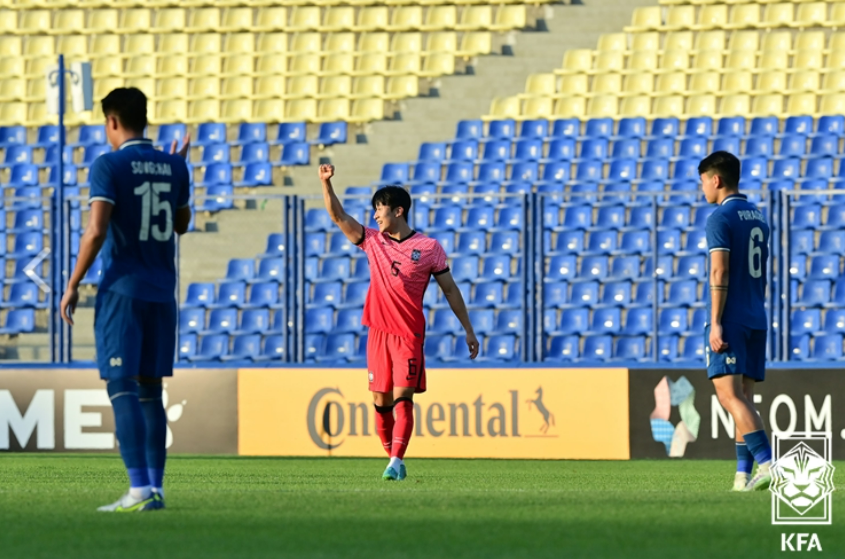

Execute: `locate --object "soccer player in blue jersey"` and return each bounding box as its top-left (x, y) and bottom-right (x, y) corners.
top-left (699, 151), bottom-right (774, 492)
top-left (60, 88), bottom-right (191, 512)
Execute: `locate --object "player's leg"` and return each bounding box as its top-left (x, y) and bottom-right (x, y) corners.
top-left (383, 335), bottom-right (425, 481)
top-left (95, 292), bottom-right (158, 512)
top-left (368, 329), bottom-right (395, 456)
top-left (741, 329), bottom-right (773, 491)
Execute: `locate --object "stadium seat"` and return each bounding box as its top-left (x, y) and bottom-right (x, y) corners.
top-left (546, 335), bottom-right (579, 362)
top-left (188, 334), bottom-right (229, 362)
top-left (425, 335), bottom-right (455, 361)
top-left (305, 307), bottom-right (334, 334)
top-left (812, 335), bottom-right (843, 361)
top-left (482, 335), bottom-right (517, 362)
top-left (792, 309), bottom-right (822, 336)
top-left (580, 335), bottom-right (612, 362)
top-left (219, 335), bottom-right (261, 363)
top-left (209, 282), bottom-right (247, 309)
top-left (202, 309), bottom-right (238, 336)
top-left (243, 282), bottom-right (280, 310)
top-left (334, 308), bottom-right (363, 334)
top-left (178, 334), bottom-right (197, 361)
top-left (0, 283), bottom-right (44, 309)
top-left (613, 337), bottom-right (647, 362)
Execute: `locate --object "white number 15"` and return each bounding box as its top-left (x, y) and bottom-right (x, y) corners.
top-left (134, 181), bottom-right (173, 242)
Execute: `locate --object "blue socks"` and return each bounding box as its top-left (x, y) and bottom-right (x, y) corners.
top-left (736, 443), bottom-right (754, 474)
top-left (139, 382), bottom-right (168, 489)
top-left (107, 379), bottom-right (149, 488)
top-left (743, 430), bottom-right (773, 465)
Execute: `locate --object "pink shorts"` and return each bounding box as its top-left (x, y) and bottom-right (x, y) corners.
top-left (367, 328), bottom-right (427, 394)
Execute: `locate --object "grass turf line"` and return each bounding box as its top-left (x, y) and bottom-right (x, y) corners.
top-left (0, 455), bottom-right (842, 559)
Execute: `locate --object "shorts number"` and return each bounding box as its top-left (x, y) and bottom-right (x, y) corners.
top-left (406, 358), bottom-right (417, 381)
top-left (134, 181), bottom-right (173, 242)
top-left (748, 226), bottom-right (763, 279)
top-left (391, 261), bottom-right (401, 276)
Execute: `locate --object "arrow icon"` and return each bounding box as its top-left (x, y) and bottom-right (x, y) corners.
top-left (23, 248), bottom-right (51, 293)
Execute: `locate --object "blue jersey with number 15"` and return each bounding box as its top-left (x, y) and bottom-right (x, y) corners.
top-left (89, 138), bottom-right (191, 303)
top-left (705, 193), bottom-right (769, 330)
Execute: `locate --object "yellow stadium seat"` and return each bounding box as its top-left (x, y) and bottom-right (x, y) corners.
top-left (553, 97), bottom-right (585, 118)
top-left (758, 50), bottom-right (788, 70)
top-left (126, 55), bottom-right (156, 77)
top-left (93, 56), bottom-right (124, 77)
top-left (349, 98), bottom-right (385, 123)
top-left (693, 50), bottom-right (724, 72)
top-left (159, 34), bottom-right (189, 55)
top-left (191, 34), bottom-right (222, 55)
top-left (160, 77), bottom-right (189, 99)
top-left (655, 72), bottom-right (686, 95)
top-left (592, 73), bottom-right (622, 95)
top-left (286, 75), bottom-right (319, 98)
top-left (827, 4), bottom-right (845, 29)
top-left (594, 51), bottom-right (624, 73)
top-left (457, 6), bottom-right (492, 31)
top-left (0, 11), bottom-right (17, 35)
top-left (386, 52), bottom-right (421, 75)
top-left (291, 33), bottom-right (322, 54)
top-left (254, 76), bottom-right (286, 99)
top-left (225, 33), bottom-right (255, 54)
top-left (622, 74), bottom-right (653, 96)
top-left (686, 95), bottom-right (716, 117)
top-left (222, 8), bottom-right (254, 33)
top-left (187, 8), bottom-right (220, 33)
top-left (159, 56), bottom-right (189, 77)
top-left (177, 78), bottom-right (209, 102)
top-left (388, 6), bottom-right (423, 31)
top-left (697, 5), bottom-right (729, 30)
top-left (223, 54), bottom-right (254, 76)
top-left (728, 31), bottom-right (759, 52)
top-left (523, 97), bottom-right (552, 119)
top-left (795, 31), bottom-right (825, 52)
top-left (788, 71), bottom-right (819, 93)
top-left (559, 74), bottom-right (588, 96)
top-left (89, 35), bottom-right (118, 58)
top-left (485, 96), bottom-right (520, 120)
top-left (384, 75), bottom-right (418, 99)
top-left (722, 71), bottom-right (753, 93)
top-left (125, 78), bottom-right (154, 98)
top-left (24, 36), bottom-right (54, 58)
top-left (524, 73), bottom-right (556, 96)
top-left (317, 75), bottom-right (352, 98)
top-left (490, 5), bottom-right (526, 31)
top-left (192, 55), bottom-right (222, 77)
top-left (257, 33), bottom-right (287, 54)
top-left (51, 10), bottom-right (85, 35)
top-left (820, 93), bottom-right (845, 114)
top-left (597, 33), bottom-right (626, 53)
top-left (793, 2), bottom-right (826, 29)
top-left (286, 98), bottom-right (317, 121)
top-left (28, 102), bottom-right (54, 127)
top-left (821, 70), bottom-right (845, 93)
top-left (322, 53), bottom-right (354, 76)
top-left (761, 3), bottom-right (794, 29)
top-left (86, 10), bottom-right (118, 34)
top-left (359, 32), bottom-right (390, 53)
top-left (323, 7), bottom-right (355, 32)
top-left (827, 50), bottom-right (845, 70)
top-left (653, 95), bottom-right (684, 116)
top-left (156, 100), bottom-right (188, 123)
top-left (689, 72), bottom-right (720, 94)
top-left (625, 6), bottom-right (661, 33)
top-left (631, 33), bottom-right (659, 52)
top-left (725, 50), bottom-right (755, 71)
top-left (664, 32), bottom-right (693, 52)
top-left (719, 93), bottom-right (751, 116)
top-left (220, 99), bottom-right (252, 123)
top-left (427, 32), bottom-right (457, 53)
top-left (255, 53), bottom-right (287, 75)
top-left (628, 51), bottom-right (658, 72)
top-left (125, 35), bottom-right (155, 56)
top-left (95, 77), bottom-right (123, 100)
top-left (221, 76), bottom-right (253, 99)
top-left (0, 37), bottom-right (21, 57)
top-left (392, 33), bottom-right (423, 53)
top-left (620, 95), bottom-right (651, 117)
top-left (189, 99), bottom-right (220, 123)
top-left (761, 31), bottom-right (791, 52)
top-left (289, 53), bottom-right (322, 76)
top-left (325, 33), bottom-right (356, 53)
top-left (555, 49), bottom-right (592, 74)
top-left (354, 6), bottom-right (389, 32)
top-left (0, 78), bottom-right (25, 102)
top-left (19, 10), bottom-right (51, 34)
top-left (422, 6), bottom-right (457, 31)
top-left (420, 52), bottom-right (454, 76)
top-left (787, 93), bottom-right (817, 115)
top-left (587, 95), bottom-right (618, 118)
top-left (119, 9), bottom-right (151, 34)
top-left (351, 75), bottom-right (384, 98)
top-left (257, 8), bottom-right (289, 32)
top-left (0, 102), bottom-right (28, 125)
top-left (727, 3), bottom-right (760, 30)
top-left (659, 50), bottom-right (690, 72)
top-left (664, 6), bottom-right (695, 31)
top-left (794, 50), bottom-right (823, 71)
top-left (355, 53), bottom-right (388, 75)
top-left (695, 31), bottom-right (726, 52)
top-left (315, 99), bottom-right (350, 122)
top-left (751, 94), bottom-right (782, 116)
top-left (25, 57), bottom-right (52, 78)
top-left (0, 58), bottom-right (24, 79)
top-left (253, 99), bottom-right (285, 123)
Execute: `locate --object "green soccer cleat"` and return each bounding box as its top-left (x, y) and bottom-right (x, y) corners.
top-left (97, 492), bottom-right (163, 512)
top-left (382, 466), bottom-right (399, 481)
top-left (398, 464), bottom-right (407, 481)
top-left (732, 473), bottom-right (750, 492)
top-left (744, 466), bottom-right (772, 492)
top-left (152, 492), bottom-right (166, 509)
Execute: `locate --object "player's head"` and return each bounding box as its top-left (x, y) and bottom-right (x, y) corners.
top-left (372, 186), bottom-right (411, 233)
top-left (101, 87), bottom-right (147, 149)
top-left (699, 151), bottom-right (741, 204)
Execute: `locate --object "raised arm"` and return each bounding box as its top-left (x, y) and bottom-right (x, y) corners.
top-left (319, 164), bottom-right (364, 244)
top-left (435, 270), bottom-right (479, 359)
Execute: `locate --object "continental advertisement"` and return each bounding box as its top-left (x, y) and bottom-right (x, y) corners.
top-left (238, 368), bottom-right (630, 459)
top-left (629, 368), bottom-right (845, 460)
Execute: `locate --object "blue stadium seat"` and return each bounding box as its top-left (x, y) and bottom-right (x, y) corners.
top-left (584, 117), bottom-right (613, 139)
top-left (178, 308), bottom-right (205, 334)
top-left (279, 142), bottom-right (310, 166)
top-left (616, 117), bottom-right (646, 139)
top-left (243, 282), bottom-right (280, 309)
top-left (580, 138), bottom-right (608, 161)
top-left (601, 183), bottom-right (631, 205)
top-left (511, 138), bottom-right (543, 162)
top-left (792, 309), bottom-right (821, 336)
top-left (789, 334), bottom-right (810, 361)
top-left (425, 335), bottom-right (455, 361)
top-left (546, 334), bottom-right (579, 361)
top-left (73, 124), bottom-right (106, 147)
top-left (805, 158), bottom-right (834, 182)
top-left (549, 230), bottom-right (584, 255)
top-left (258, 234), bottom-right (285, 259)
top-left (644, 138), bottom-right (673, 160)
top-left (784, 115), bottom-right (813, 136)
top-left (200, 185), bottom-right (234, 213)
top-left (311, 121), bottom-right (346, 146)
top-left (611, 138), bottom-right (640, 159)
top-left (567, 281), bottom-right (599, 307)
top-left (667, 280), bottom-right (699, 307)
top-left (777, 134), bottom-right (806, 158)
top-left (692, 206), bottom-right (715, 228)
top-left (627, 205), bottom-right (654, 229)
top-left (432, 206), bottom-right (462, 231)
top-left (178, 334), bottom-right (197, 361)
top-left (455, 119), bottom-right (483, 141)
top-left (581, 335), bottom-right (612, 361)
top-left (202, 308), bottom-right (238, 335)
top-left (622, 307), bottom-right (652, 335)
top-left (481, 255), bottom-right (514, 281)
top-left (471, 282), bottom-right (503, 308)
top-left (470, 183), bottom-right (501, 207)
top-left (193, 122), bottom-right (225, 146)
top-left (551, 118), bottom-right (580, 138)
top-left (590, 307), bottom-right (621, 334)
top-left (310, 282), bottom-right (343, 309)
top-left (580, 255), bottom-right (609, 279)
top-left (2, 145), bottom-right (33, 169)
top-left (475, 162), bottom-right (505, 184)
top-left (412, 205), bottom-right (430, 230)
top-left (599, 280), bottom-right (632, 307)
top-left (818, 231), bottom-right (845, 255)
top-left (304, 233), bottom-right (326, 258)
top-left (608, 256), bottom-right (640, 280)
top-left (231, 123), bottom-right (266, 146)
top-left (0, 282), bottom-right (44, 309)
top-left (269, 122), bottom-right (305, 145)
top-left (303, 257), bottom-right (316, 284)
top-left (450, 140), bottom-right (481, 163)
top-left (317, 257), bottom-right (351, 282)
top-left (199, 143), bottom-right (230, 165)
top-left (81, 144), bottom-right (110, 166)
top-left (749, 116), bottom-right (778, 137)
top-left (546, 255), bottom-right (576, 282)
top-left (684, 116), bottom-right (712, 138)
top-left (430, 231), bottom-right (454, 255)
top-left (640, 159), bottom-right (669, 182)
top-left (520, 119), bottom-right (548, 139)
top-left (418, 142), bottom-right (447, 162)
top-left (47, 164), bottom-right (77, 186)
top-left (491, 309), bottom-right (520, 335)
top-left (268, 309), bottom-right (285, 335)
top-left (317, 333), bottom-right (356, 362)
top-left (678, 137), bottom-right (708, 159)
top-left (302, 334), bottom-right (324, 362)
top-left (334, 308), bottom-right (363, 334)
top-left (832, 278), bottom-right (845, 307)
top-left (810, 135), bottom-right (837, 158)
top-left (339, 282), bottom-right (368, 309)
top-left (790, 230), bottom-right (814, 255)
top-left (444, 161), bottom-right (474, 184)
top-left (713, 136), bottom-right (741, 156)
top-left (490, 231), bottom-right (519, 253)
top-left (509, 162), bottom-right (538, 183)
top-left (544, 281), bottom-right (568, 308)
top-left (613, 337), bottom-right (647, 361)
top-left (305, 307), bottom-right (334, 334)
top-left (305, 209), bottom-right (332, 233)
top-left (198, 163), bottom-right (232, 187)
top-left (408, 163), bottom-right (439, 186)
top-left (379, 163), bottom-right (410, 185)
top-left (633, 279), bottom-right (665, 307)
top-left (650, 117), bottom-right (679, 138)
top-left (659, 307), bottom-right (688, 335)
top-left (230, 308), bottom-right (271, 335)
top-left (488, 119), bottom-right (516, 140)
top-left (209, 282), bottom-right (246, 309)
top-left (772, 158), bottom-right (801, 180)
top-left (793, 205), bottom-right (821, 230)
top-left (9, 209), bottom-right (44, 233)
top-left (744, 136), bottom-right (774, 158)
top-left (668, 181), bottom-right (699, 204)
top-left (657, 229), bottom-right (681, 254)
top-left (680, 337), bottom-right (704, 362)
top-left (673, 159), bottom-right (699, 181)
top-left (573, 159), bottom-right (602, 183)
top-left (676, 255), bottom-right (705, 279)
top-left (824, 309), bottom-right (845, 334)
top-left (543, 138), bottom-right (576, 163)
top-left (562, 205), bottom-right (592, 230)
top-left (584, 231), bottom-right (616, 256)
top-left (184, 283), bottom-right (214, 308)
top-left (716, 116), bottom-right (745, 137)
top-left (225, 259), bottom-right (255, 282)
top-left (219, 334), bottom-right (261, 362)
top-left (535, 182), bottom-right (562, 199)
top-left (187, 334), bottom-right (229, 362)
top-left (818, 115), bottom-right (845, 136)
top-left (812, 334), bottom-right (843, 361)
top-left (0, 126), bottom-right (25, 147)
top-left (348, 334), bottom-right (367, 363)
top-left (482, 139), bottom-right (511, 162)
top-left (451, 256), bottom-right (479, 283)
top-left (790, 257), bottom-right (807, 280)
top-left (809, 255), bottom-right (840, 280)
top-left (482, 335), bottom-right (517, 361)
top-left (155, 123), bottom-right (187, 147)
top-left (442, 184), bottom-right (470, 206)
top-left (7, 164), bottom-right (38, 188)
top-left (494, 207), bottom-right (523, 231)
top-left (430, 309), bottom-right (462, 334)
top-left (8, 232), bottom-right (43, 259)
top-left (235, 162), bottom-right (273, 187)
top-left (658, 335), bottom-right (680, 362)
top-left (34, 125), bottom-right (59, 148)
top-left (607, 159), bottom-right (636, 183)
top-left (661, 207), bottom-right (691, 229)
top-left (550, 308), bottom-right (585, 335)
top-left (798, 280), bottom-right (831, 307)
top-left (740, 156), bottom-right (767, 180)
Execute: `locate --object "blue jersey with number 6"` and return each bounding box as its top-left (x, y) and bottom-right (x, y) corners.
top-left (89, 138), bottom-right (191, 303)
top-left (705, 193), bottom-right (769, 330)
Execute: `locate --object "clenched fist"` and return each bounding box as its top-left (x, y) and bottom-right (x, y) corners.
top-left (319, 164), bottom-right (335, 181)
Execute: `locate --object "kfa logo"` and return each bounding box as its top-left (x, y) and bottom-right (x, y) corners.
top-left (410, 249), bottom-right (421, 262)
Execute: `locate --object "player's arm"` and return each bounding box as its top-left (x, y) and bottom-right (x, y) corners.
top-left (174, 206), bottom-right (191, 235)
top-left (60, 201), bottom-right (112, 325)
top-left (319, 164), bottom-right (364, 245)
top-left (435, 270), bottom-right (480, 359)
top-left (709, 250), bottom-right (730, 353)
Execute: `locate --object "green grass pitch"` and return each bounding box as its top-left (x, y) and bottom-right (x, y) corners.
top-left (1, 456), bottom-right (842, 559)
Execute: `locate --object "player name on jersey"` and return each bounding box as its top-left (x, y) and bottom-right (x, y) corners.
top-left (131, 161), bottom-right (173, 176)
top-left (736, 209), bottom-right (765, 222)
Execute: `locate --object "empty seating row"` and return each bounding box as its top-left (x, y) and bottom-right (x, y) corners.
top-left (544, 334), bottom-right (704, 362)
top-left (626, 4), bottom-right (845, 33)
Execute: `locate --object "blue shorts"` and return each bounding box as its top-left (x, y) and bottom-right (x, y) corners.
top-left (94, 290), bottom-right (177, 380)
top-left (705, 322), bottom-right (767, 382)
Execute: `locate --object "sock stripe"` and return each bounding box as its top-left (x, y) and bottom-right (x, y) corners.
top-left (109, 392), bottom-right (135, 401)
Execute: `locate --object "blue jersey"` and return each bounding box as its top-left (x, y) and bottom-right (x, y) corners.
top-left (89, 138), bottom-right (191, 303)
top-left (705, 193), bottom-right (769, 330)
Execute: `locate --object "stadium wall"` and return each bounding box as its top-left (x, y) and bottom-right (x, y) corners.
top-left (1, 367), bottom-right (842, 460)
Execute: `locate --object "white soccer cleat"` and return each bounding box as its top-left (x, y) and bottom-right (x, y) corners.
top-left (744, 464), bottom-right (772, 492)
top-left (97, 491), bottom-right (162, 512)
top-left (732, 472), bottom-right (750, 492)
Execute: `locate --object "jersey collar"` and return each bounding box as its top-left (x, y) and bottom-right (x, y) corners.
top-left (720, 194), bottom-right (747, 205)
top-left (386, 230), bottom-right (417, 243)
top-left (119, 138), bottom-right (153, 150)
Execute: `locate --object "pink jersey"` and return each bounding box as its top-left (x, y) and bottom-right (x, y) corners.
top-left (356, 226), bottom-right (449, 341)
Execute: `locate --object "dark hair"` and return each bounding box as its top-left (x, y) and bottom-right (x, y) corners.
top-left (101, 87), bottom-right (147, 133)
top-left (698, 151), bottom-right (740, 189)
top-left (372, 185), bottom-right (411, 222)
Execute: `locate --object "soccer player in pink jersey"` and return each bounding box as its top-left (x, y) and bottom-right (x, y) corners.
top-left (319, 164), bottom-right (479, 480)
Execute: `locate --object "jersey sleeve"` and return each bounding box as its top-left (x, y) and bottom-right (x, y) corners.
top-left (706, 213), bottom-right (731, 253)
top-left (431, 241), bottom-right (449, 276)
top-left (175, 158), bottom-right (191, 209)
top-left (89, 156), bottom-right (116, 206)
top-left (354, 226), bottom-right (378, 251)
